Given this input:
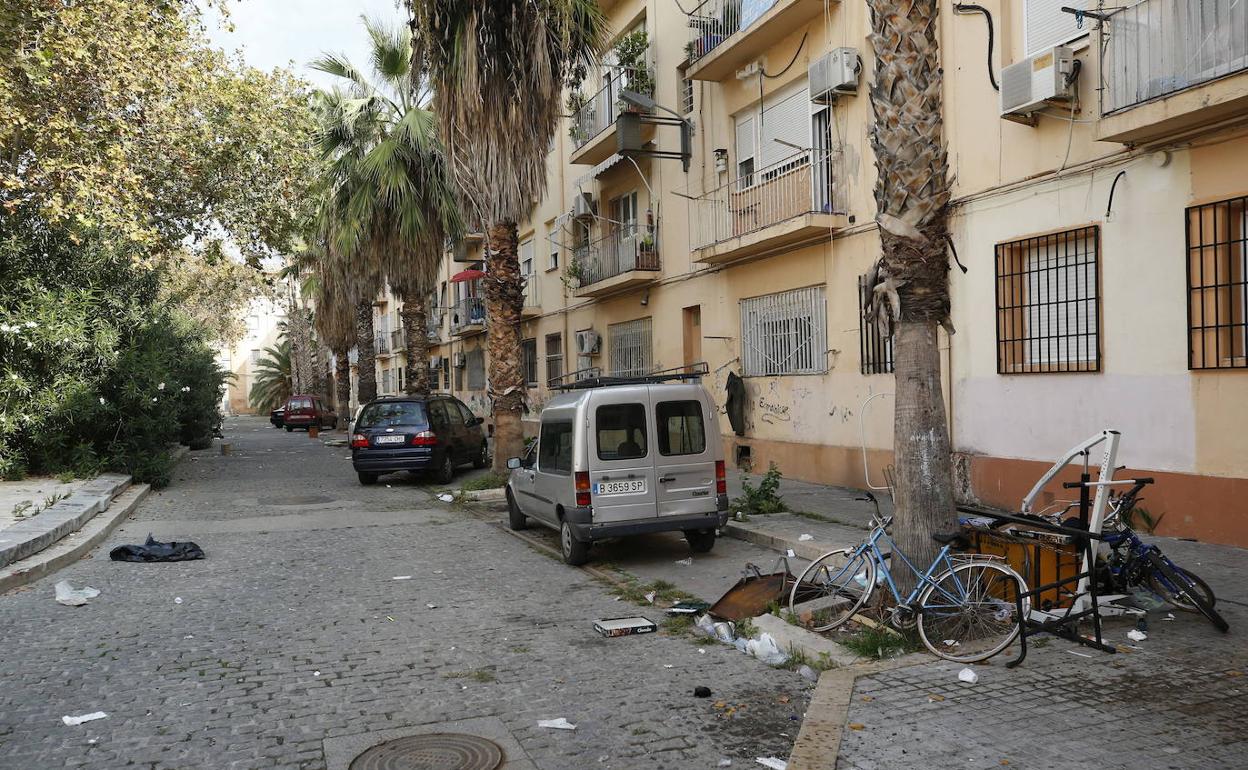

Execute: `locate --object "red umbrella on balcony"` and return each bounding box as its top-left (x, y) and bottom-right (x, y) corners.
top-left (450, 268), bottom-right (486, 283)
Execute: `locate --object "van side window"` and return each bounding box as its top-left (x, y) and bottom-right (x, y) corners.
top-left (657, 400), bottom-right (706, 456)
top-left (538, 421), bottom-right (574, 474)
top-left (596, 404), bottom-right (647, 461)
top-left (428, 400), bottom-right (450, 429)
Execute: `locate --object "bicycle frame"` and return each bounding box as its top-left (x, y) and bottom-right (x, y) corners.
top-left (852, 525), bottom-right (961, 607)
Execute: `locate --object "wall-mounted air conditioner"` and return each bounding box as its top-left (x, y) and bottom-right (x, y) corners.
top-left (576, 329), bottom-right (601, 356)
top-left (452, 352), bottom-right (466, 368)
top-left (572, 192), bottom-right (596, 220)
top-left (1001, 46), bottom-right (1075, 118)
top-left (809, 48), bottom-right (859, 103)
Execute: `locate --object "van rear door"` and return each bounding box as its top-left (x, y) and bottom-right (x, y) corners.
top-left (587, 391), bottom-right (657, 523)
top-left (652, 391), bottom-right (718, 518)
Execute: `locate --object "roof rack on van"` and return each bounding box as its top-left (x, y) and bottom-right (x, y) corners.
top-left (549, 362), bottom-right (710, 391)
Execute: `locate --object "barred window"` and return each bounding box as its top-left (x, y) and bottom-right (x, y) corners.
top-left (740, 286), bottom-right (827, 376)
top-left (1188, 197), bottom-right (1248, 369)
top-left (466, 349), bottom-right (486, 390)
top-left (608, 317), bottom-right (653, 377)
top-left (858, 274), bottom-right (894, 375)
top-left (678, 64), bottom-right (694, 115)
top-left (545, 333), bottom-right (564, 386)
top-left (995, 226), bottom-right (1100, 374)
top-left (520, 338), bottom-right (538, 387)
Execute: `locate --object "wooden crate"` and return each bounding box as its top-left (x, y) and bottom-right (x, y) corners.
top-left (965, 528), bottom-right (1082, 610)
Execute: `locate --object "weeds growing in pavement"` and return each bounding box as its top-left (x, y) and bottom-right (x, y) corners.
top-left (836, 626), bottom-right (922, 660)
top-left (732, 463), bottom-right (786, 515)
top-left (460, 472), bottom-right (508, 491)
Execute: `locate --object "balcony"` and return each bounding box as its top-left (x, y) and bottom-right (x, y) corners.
top-left (569, 66), bottom-right (656, 166)
top-left (390, 328), bottom-right (405, 353)
top-left (427, 310), bottom-right (445, 341)
top-left (572, 224), bottom-right (661, 299)
top-left (375, 333), bottom-right (392, 357)
top-left (521, 275), bottom-right (541, 317)
top-left (450, 296), bottom-right (486, 336)
top-left (690, 149), bottom-right (846, 265)
top-left (686, 0), bottom-right (829, 82)
top-left (1098, 0), bottom-right (1248, 143)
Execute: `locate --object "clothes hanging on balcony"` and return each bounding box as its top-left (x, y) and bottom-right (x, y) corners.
top-left (726, 371), bottom-right (747, 437)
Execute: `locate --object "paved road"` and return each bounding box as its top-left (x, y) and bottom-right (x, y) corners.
top-left (0, 416), bottom-right (809, 769)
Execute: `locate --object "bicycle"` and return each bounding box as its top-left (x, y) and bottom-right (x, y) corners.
top-left (788, 493), bottom-right (1030, 663)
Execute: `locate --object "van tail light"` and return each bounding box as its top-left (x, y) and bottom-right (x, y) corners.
top-left (575, 471), bottom-right (591, 507)
top-left (715, 461), bottom-right (727, 495)
top-left (350, 434), bottom-right (368, 448)
top-left (410, 431), bottom-right (437, 446)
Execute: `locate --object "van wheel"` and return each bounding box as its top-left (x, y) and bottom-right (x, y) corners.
top-left (285, 426), bottom-right (293, 432)
top-left (436, 453), bottom-right (455, 484)
top-left (560, 521), bottom-right (590, 566)
top-left (507, 490), bottom-right (527, 531)
top-left (685, 529), bottom-right (716, 553)
top-left (473, 442), bottom-right (489, 469)
top-left (357, 472), bottom-right (378, 485)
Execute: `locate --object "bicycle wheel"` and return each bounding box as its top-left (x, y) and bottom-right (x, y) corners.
top-left (917, 561), bottom-right (1029, 663)
top-left (789, 548), bottom-right (876, 633)
top-left (1145, 552), bottom-right (1228, 632)
top-left (1145, 563), bottom-right (1216, 612)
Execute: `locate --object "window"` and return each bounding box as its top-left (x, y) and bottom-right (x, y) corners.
top-left (455, 360), bottom-right (464, 391)
top-left (596, 404), bottom-right (647, 461)
top-left (1025, 0), bottom-right (1089, 56)
top-left (610, 191), bottom-right (638, 238)
top-left (546, 333), bottom-right (564, 386)
top-left (521, 338), bottom-right (538, 387)
top-left (740, 286), bottom-right (827, 376)
top-left (657, 401), bottom-right (706, 456)
top-left (356, 401), bottom-right (427, 429)
top-left (679, 65), bottom-right (694, 115)
top-left (735, 116), bottom-right (755, 188)
top-left (249, 349), bottom-right (263, 365)
top-left (608, 317), bottom-right (652, 376)
top-left (427, 399), bottom-right (451, 430)
top-left (858, 273), bottom-right (894, 375)
top-left (466, 349), bottom-right (486, 390)
top-left (454, 401), bottom-right (476, 425)
top-left (538, 421), bottom-right (574, 474)
top-left (1188, 196), bottom-right (1248, 369)
top-left (520, 238), bottom-right (535, 276)
top-left (289, 396), bottom-right (312, 410)
top-left (995, 226), bottom-right (1101, 374)
top-left (549, 249), bottom-right (560, 271)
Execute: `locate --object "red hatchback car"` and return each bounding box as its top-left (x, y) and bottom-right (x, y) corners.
top-left (282, 394), bottom-right (338, 431)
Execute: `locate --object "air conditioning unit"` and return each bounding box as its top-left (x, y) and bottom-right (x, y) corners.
top-left (576, 329), bottom-right (601, 356)
top-left (809, 48), bottom-right (859, 103)
top-left (572, 192), bottom-right (596, 220)
top-left (452, 352), bottom-right (466, 368)
top-left (1000, 46), bottom-right (1075, 118)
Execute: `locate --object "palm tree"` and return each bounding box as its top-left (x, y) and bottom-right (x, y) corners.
top-left (312, 18), bottom-right (460, 404)
top-left (864, 0), bottom-right (957, 585)
top-left (248, 340), bottom-right (293, 413)
top-left (408, 0), bottom-right (608, 470)
top-left (308, 252), bottom-right (357, 426)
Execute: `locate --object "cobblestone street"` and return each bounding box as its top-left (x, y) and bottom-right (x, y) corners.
top-left (0, 417), bottom-right (809, 769)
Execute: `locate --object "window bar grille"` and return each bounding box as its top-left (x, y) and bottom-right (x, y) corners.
top-left (858, 274), bottom-right (894, 375)
top-left (1188, 196), bottom-right (1248, 369)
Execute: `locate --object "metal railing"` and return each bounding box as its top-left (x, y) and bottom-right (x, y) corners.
top-left (572, 224), bottom-right (661, 287)
top-left (686, 0), bottom-right (742, 63)
top-left (450, 296), bottom-right (487, 333)
top-left (390, 329), bottom-right (405, 352)
top-left (689, 149), bottom-right (837, 251)
top-left (427, 309), bottom-right (444, 340)
top-left (570, 66), bottom-right (655, 149)
top-left (522, 275), bottom-right (541, 308)
top-left (1103, 0), bottom-right (1248, 113)
top-left (375, 333), bottom-right (391, 355)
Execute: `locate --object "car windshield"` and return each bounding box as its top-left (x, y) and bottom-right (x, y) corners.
top-left (289, 397), bottom-right (312, 410)
top-left (357, 401), bottom-right (427, 429)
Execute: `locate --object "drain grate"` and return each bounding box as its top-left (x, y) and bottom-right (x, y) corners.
top-left (348, 733), bottom-right (504, 770)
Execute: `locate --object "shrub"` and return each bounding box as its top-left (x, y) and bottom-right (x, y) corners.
top-left (732, 462), bottom-right (786, 515)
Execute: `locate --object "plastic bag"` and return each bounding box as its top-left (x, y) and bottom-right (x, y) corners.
top-left (110, 534), bottom-right (204, 563)
top-left (54, 581), bottom-right (100, 607)
top-left (746, 633), bottom-right (789, 666)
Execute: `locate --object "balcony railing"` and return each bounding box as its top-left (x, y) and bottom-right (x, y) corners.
top-left (569, 66), bottom-right (655, 150)
top-left (522, 275), bottom-right (541, 308)
top-left (1103, 0), bottom-right (1248, 113)
top-left (450, 296), bottom-right (487, 334)
top-left (573, 224), bottom-right (661, 287)
top-left (390, 329), bottom-right (405, 352)
top-left (375, 333), bottom-right (391, 355)
top-left (690, 149), bottom-right (837, 250)
top-left (686, 0), bottom-right (741, 63)
top-left (427, 310), bottom-right (445, 339)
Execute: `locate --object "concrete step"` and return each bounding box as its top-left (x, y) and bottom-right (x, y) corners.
top-left (0, 473), bottom-right (131, 569)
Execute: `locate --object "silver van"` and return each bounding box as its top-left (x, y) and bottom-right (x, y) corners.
top-left (505, 372), bottom-right (728, 565)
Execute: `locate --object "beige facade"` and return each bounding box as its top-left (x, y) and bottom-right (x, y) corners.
top-left (217, 294), bottom-right (286, 415)
top-left (364, 0), bottom-right (1248, 546)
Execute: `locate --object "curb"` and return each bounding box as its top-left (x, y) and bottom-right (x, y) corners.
top-left (460, 487), bottom-right (506, 503)
top-left (720, 520), bottom-right (835, 562)
top-left (0, 473), bottom-right (131, 569)
top-left (0, 483), bottom-right (151, 594)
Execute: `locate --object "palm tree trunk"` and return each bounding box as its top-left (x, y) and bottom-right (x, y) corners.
top-left (355, 300), bottom-right (378, 403)
top-left (485, 221), bottom-right (526, 471)
top-left (401, 298), bottom-right (432, 395)
top-left (868, 0), bottom-right (958, 591)
top-left (334, 346), bottom-right (351, 429)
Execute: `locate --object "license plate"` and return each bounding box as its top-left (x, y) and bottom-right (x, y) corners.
top-left (374, 435), bottom-right (406, 445)
top-left (594, 480), bottom-right (646, 496)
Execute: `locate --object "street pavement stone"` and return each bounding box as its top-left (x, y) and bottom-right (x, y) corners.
top-left (0, 417), bottom-right (810, 769)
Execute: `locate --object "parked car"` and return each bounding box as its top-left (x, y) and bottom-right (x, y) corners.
top-left (282, 394), bottom-right (337, 432)
top-left (270, 406), bottom-right (285, 428)
top-left (504, 376), bottom-right (728, 566)
top-left (350, 395), bottom-right (488, 485)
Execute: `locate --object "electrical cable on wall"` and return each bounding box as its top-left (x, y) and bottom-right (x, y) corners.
top-left (953, 3), bottom-right (999, 92)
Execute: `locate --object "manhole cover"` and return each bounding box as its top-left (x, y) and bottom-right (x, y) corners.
top-left (349, 733), bottom-right (504, 770)
top-left (258, 494), bottom-right (334, 506)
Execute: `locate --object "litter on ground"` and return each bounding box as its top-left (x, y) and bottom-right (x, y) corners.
top-left (1127, 629), bottom-right (1148, 642)
top-left (54, 581), bottom-right (100, 607)
top-left (437, 494), bottom-right (454, 502)
top-left (798, 534), bottom-right (814, 541)
top-left (392, 576), bottom-right (413, 581)
top-left (756, 758), bottom-right (788, 769)
top-left (958, 667), bottom-right (979, 684)
top-left (62, 712), bottom-right (107, 726)
top-left (675, 557), bottom-right (693, 566)
top-left (537, 718), bottom-right (576, 730)
top-left (109, 534), bottom-right (204, 562)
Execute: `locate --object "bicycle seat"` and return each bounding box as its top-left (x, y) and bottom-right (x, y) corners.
top-left (932, 531), bottom-right (970, 548)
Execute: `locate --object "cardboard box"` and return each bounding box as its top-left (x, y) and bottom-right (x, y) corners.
top-left (593, 616), bottom-right (657, 638)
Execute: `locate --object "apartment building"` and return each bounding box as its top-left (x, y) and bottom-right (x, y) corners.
top-left (374, 0), bottom-right (1248, 547)
top-left (218, 294), bottom-right (286, 415)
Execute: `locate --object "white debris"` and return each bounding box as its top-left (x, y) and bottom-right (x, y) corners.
top-left (644, 591), bottom-right (656, 604)
top-left (313, 671), bottom-right (320, 677)
top-left (391, 576), bottom-right (413, 581)
top-left (675, 557), bottom-right (693, 566)
top-left (537, 718), bottom-right (577, 730)
top-left (1068, 650), bottom-right (1093, 658)
top-left (437, 493), bottom-right (454, 502)
top-left (746, 634), bottom-right (789, 666)
top-left (719, 760), bottom-right (733, 768)
top-left (1164, 613), bottom-right (1175, 621)
top-left (942, 640), bottom-right (960, 648)
top-left (1127, 629), bottom-right (1147, 642)
top-left (54, 581), bottom-right (100, 607)
top-left (663, 664), bottom-right (674, 669)
top-left (785, 549), bottom-right (796, 558)
top-left (426, 603), bottom-right (438, 609)
top-left (698, 648), bottom-right (707, 654)
top-left (62, 712), bottom-right (107, 726)
top-left (798, 534), bottom-right (814, 542)
top-left (174, 597), bottom-right (183, 605)
top-left (756, 758), bottom-right (787, 770)
top-left (957, 667), bottom-right (979, 684)
top-left (798, 665), bottom-right (820, 682)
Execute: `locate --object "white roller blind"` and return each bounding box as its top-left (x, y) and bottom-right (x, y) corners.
top-left (1026, 0), bottom-right (1088, 56)
top-left (735, 116), bottom-right (755, 161)
top-left (1024, 233), bottom-right (1097, 366)
top-left (758, 86), bottom-right (810, 168)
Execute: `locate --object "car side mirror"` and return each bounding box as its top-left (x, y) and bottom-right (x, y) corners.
top-left (468, 416), bottom-right (484, 427)
top-left (506, 457), bottom-right (521, 470)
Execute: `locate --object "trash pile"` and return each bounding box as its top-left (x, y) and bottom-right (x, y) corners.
top-left (109, 535), bottom-right (204, 562)
top-left (692, 614), bottom-right (817, 682)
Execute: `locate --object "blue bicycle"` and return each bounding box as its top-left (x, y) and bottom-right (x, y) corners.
top-left (789, 494), bottom-right (1030, 662)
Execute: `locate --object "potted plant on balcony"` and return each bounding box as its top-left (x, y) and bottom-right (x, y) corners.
top-left (561, 258), bottom-right (586, 290)
top-left (613, 30), bottom-right (655, 113)
top-left (566, 90), bottom-right (589, 142)
top-left (638, 230), bottom-right (656, 256)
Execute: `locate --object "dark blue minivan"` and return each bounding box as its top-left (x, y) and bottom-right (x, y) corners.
top-left (350, 396), bottom-right (489, 485)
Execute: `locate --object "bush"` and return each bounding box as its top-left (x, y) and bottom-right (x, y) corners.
top-left (732, 462), bottom-right (786, 515)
